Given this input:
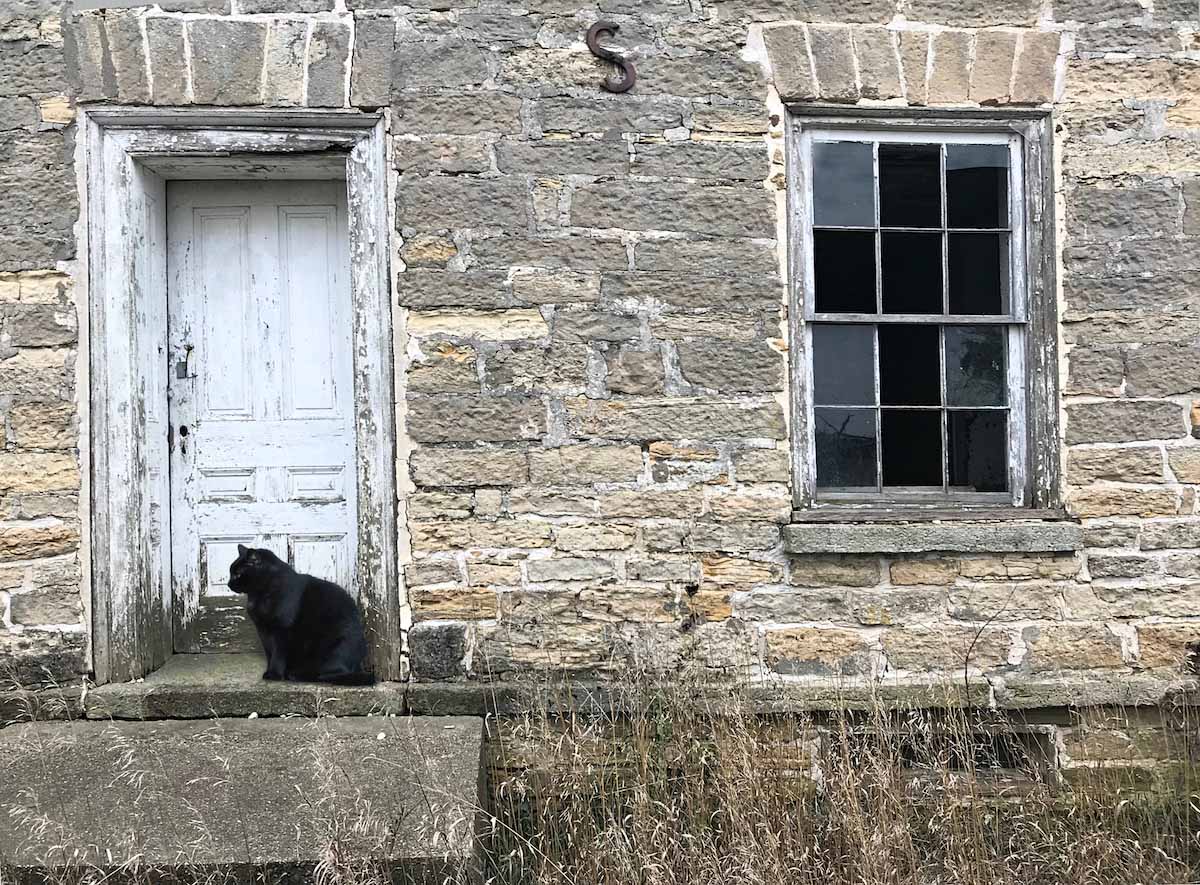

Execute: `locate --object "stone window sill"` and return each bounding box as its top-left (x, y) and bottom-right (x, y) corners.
top-left (783, 510), bottom-right (1081, 555)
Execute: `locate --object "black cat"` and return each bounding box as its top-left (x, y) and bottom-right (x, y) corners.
top-left (227, 545), bottom-right (375, 686)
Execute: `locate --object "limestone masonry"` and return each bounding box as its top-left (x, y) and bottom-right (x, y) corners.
top-left (0, 0), bottom-right (1199, 713)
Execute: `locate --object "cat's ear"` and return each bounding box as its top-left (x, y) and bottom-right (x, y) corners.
top-left (237, 544), bottom-right (249, 557)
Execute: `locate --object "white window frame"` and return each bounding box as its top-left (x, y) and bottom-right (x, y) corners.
top-left (786, 109), bottom-right (1061, 520)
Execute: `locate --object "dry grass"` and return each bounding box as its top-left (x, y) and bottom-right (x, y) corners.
top-left (483, 673), bottom-right (1200, 885)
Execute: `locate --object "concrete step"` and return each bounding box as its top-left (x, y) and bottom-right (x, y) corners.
top-left (0, 716), bottom-right (483, 883)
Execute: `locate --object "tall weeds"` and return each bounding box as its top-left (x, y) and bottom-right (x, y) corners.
top-left (484, 673), bottom-right (1200, 885)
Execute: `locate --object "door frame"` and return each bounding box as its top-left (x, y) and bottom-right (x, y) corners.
top-left (83, 108), bottom-right (402, 683)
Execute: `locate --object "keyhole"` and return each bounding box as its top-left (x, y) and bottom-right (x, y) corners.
top-left (179, 424), bottom-right (189, 455)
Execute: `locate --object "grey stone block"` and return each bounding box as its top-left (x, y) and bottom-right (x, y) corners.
top-left (351, 15), bottom-right (395, 109)
top-left (538, 96), bottom-right (684, 133)
top-left (1124, 344), bottom-right (1200, 397)
top-left (189, 19), bottom-right (267, 106)
top-left (145, 16), bottom-right (188, 105)
top-left (397, 270), bottom-right (512, 309)
top-left (1065, 400), bottom-right (1186, 444)
top-left (395, 36), bottom-right (489, 89)
top-left (853, 26), bottom-right (903, 100)
top-left (907, 0), bottom-right (1039, 24)
top-left (676, 339), bottom-right (783, 393)
top-left (459, 11), bottom-right (542, 43)
top-left (634, 238), bottom-right (776, 275)
top-left (783, 521), bottom-right (1083, 554)
top-left (398, 175), bottom-right (528, 230)
top-left (632, 141), bottom-right (768, 181)
top-left (395, 92), bottom-right (523, 134)
top-left (306, 21), bottom-right (351, 107)
top-left (601, 272), bottom-right (782, 313)
top-left (527, 557), bottom-right (615, 582)
top-left (808, 24), bottom-right (857, 102)
top-left (0, 96), bottom-right (36, 130)
top-left (409, 622), bottom-right (468, 679)
top-left (554, 309), bottom-right (640, 343)
top-left (565, 395), bottom-right (787, 440)
top-left (0, 714), bottom-right (480, 873)
top-left (262, 18), bottom-right (306, 107)
top-left (571, 180), bottom-right (774, 237)
top-left (1068, 181), bottom-right (1181, 242)
top-left (100, 11), bottom-right (149, 104)
top-left (763, 24), bottom-right (816, 101)
top-left (606, 347), bottom-right (664, 395)
top-left (471, 235), bottom-right (629, 271)
top-left (241, 0), bottom-right (333, 10)
top-left (497, 138), bottom-right (627, 176)
top-left (410, 448), bottom-right (529, 486)
top-left (408, 395), bottom-right (546, 443)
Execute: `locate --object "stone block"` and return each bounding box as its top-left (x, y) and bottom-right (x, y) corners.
top-left (0, 517), bottom-right (79, 560)
top-left (350, 15), bottom-right (395, 109)
top-left (632, 142), bottom-right (767, 181)
top-left (675, 339), bottom-right (783, 393)
top-left (506, 488), bottom-right (596, 517)
top-left (553, 310), bottom-right (640, 343)
top-left (472, 235), bottom-right (629, 271)
top-left (145, 17), bottom-right (188, 105)
top-left (1067, 446), bottom-right (1163, 483)
top-left (1067, 487), bottom-right (1179, 519)
top-left (553, 523), bottom-right (636, 551)
top-left (526, 557), bottom-right (614, 582)
top-left (565, 396), bottom-right (787, 441)
top-left (410, 622), bottom-right (468, 680)
top-left (1167, 446), bottom-right (1200, 483)
top-left (734, 447), bottom-right (790, 483)
top-left (606, 347), bottom-right (664, 395)
top-left (483, 345), bottom-right (589, 392)
top-left (405, 559), bottom-right (461, 587)
top-left (0, 347), bottom-right (73, 400)
top-left (700, 554), bottom-right (783, 585)
top-left (497, 139), bottom-right (627, 176)
top-left (467, 561), bottom-right (521, 586)
top-left (189, 19), bottom-right (267, 106)
top-left (735, 586), bottom-right (848, 622)
top-left (511, 270), bottom-right (599, 305)
top-left (408, 342), bottom-right (478, 394)
top-left (398, 270), bottom-right (510, 309)
top-left (889, 559), bottom-right (959, 585)
top-left (688, 521), bottom-right (780, 552)
top-left (261, 18), bottom-right (306, 107)
top-left (395, 37), bottom-right (488, 89)
top-left (599, 489), bottom-right (705, 518)
top-left (411, 519), bottom-right (554, 552)
top-left (408, 309), bottom-right (547, 342)
top-left (2, 303), bottom-right (74, 346)
top-left (907, 0), bottom-right (1039, 25)
top-left (303, 21), bottom-right (350, 107)
top-left (784, 521), bottom-right (1083, 554)
top-left (409, 395), bottom-right (544, 443)
top-left (528, 445), bottom-right (643, 485)
top-left (948, 582), bottom-right (1064, 620)
top-left (459, 11), bottom-right (542, 43)
top-left (397, 175), bottom-right (528, 230)
top-left (0, 453), bottom-right (77, 494)
top-left (1124, 344), bottom-right (1200, 397)
top-left (7, 402), bottom-right (75, 450)
top-left (571, 180), bottom-right (774, 238)
top-left (9, 585), bottom-right (80, 625)
top-left (1011, 30), bottom-right (1060, 104)
top-left (497, 48), bottom-right (609, 90)
top-left (1136, 623), bottom-right (1200, 670)
top-left (1088, 553), bottom-right (1161, 579)
top-left (762, 24), bottom-right (816, 101)
top-left (1066, 347), bottom-right (1123, 395)
top-left (410, 448), bottom-right (528, 487)
top-left (898, 31), bottom-right (930, 104)
top-left (103, 11), bottom-right (149, 104)
top-left (395, 92), bottom-right (523, 135)
top-left (851, 588), bottom-right (945, 625)
top-left (634, 238), bottom-right (777, 276)
top-left (808, 25), bottom-right (857, 102)
top-left (766, 627), bottom-right (872, 676)
top-left (1022, 624), bottom-right (1125, 671)
top-left (627, 558), bottom-right (700, 582)
top-left (1068, 181), bottom-right (1181, 242)
top-left (1056, 0), bottom-right (1144, 20)
top-left (0, 629), bottom-right (84, 685)
top-left (852, 26), bottom-right (903, 100)
top-left (1065, 401), bottom-right (1185, 444)
top-left (401, 233), bottom-right (458, 268)
top-left (788, 555), bottom-right (880, 587)
top-left (882, 626), bottom-right (1012, 671)
top-left (927, 30), bottom-right (971, 103)
top-left (970, 29), bottom-right (1018, 103)
top-left (538, 96), bottom-right (684, 134)
top-left (636, 51), bottom-right (765, 100)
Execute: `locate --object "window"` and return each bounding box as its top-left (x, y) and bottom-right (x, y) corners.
top-left (789, 114), bottom-right (1059, 514)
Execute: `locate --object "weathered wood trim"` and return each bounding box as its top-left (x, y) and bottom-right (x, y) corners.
top-left (84, 108), bottom-right (400, 684)
top-left (347, 119), bottom-right (402, 682)
top-left (784, 108), bottom-right (1061, 519)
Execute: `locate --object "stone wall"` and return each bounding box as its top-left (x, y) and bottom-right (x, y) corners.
top-left (0, 0), bottom-right (1198, 700)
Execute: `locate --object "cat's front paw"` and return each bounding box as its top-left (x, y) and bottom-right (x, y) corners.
top-left (263, 670), bottom-right (284, 681)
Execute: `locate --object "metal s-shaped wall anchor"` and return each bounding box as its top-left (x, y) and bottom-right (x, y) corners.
top-left (586, 21), bottom-right (636, 94)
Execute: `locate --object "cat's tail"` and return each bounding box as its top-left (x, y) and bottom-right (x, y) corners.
top-left (325, 670), bottom-right (376, 686)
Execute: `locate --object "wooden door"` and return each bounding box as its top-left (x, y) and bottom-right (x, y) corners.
top-left (167, 180), bottom-right (357, 653)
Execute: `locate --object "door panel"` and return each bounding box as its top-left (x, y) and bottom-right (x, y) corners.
top-left (167, 180), bottom-right (356, 654)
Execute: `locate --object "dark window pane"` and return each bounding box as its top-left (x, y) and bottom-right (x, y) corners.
top-left (881, 232), bottom-right (942, 314)
top-left (949, 411), bottom-right (1007, 492)
top-left (815, 408), bottom-right (877, 489)
top-left (813, 141), bottom-right (874, 227)
top-left (880, 144), bottom-right (941, 228)
top-left (945, 326), bottom-right (1006, 407)
top-left (882, 410), bottom-right (943, 487)
top-left (813, 325), bottom-right (875, 406)
top-left (880, 324), bottom-right (940, 406)
top-left (814, 230), bottom-right (876, 313)
top-left (949, 232), bottom-right (1009, 315)
top-left (947, 144), bottom-right (1008, 229)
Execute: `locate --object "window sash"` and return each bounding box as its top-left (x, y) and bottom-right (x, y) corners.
top-left (796, 126), bottom-right (1029, 507)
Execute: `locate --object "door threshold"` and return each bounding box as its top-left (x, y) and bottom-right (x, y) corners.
top-left (85, 653), bottom-right (406, 721)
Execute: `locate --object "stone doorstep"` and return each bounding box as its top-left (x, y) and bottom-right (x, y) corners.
top-left (0, 716), bottom-right (484, 879)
